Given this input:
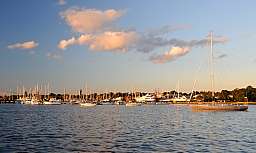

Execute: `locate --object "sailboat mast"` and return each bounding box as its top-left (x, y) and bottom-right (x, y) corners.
top-left (64, 88), bottom-right (66, 101)
top-left (209, 31), bottom-right (215, 101)
top-left (178, 80), bottom-right (180, 99)
top-left (85, 83), bottom-right (87, 101)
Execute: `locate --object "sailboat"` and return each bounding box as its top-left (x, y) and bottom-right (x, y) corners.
top-left (42, 83), bottom-right (61, 105)
top-left (171, 81), bottom-right (188, 103)
top-left (126, 90), bottom-right (142, 106)
top-left (44, 98), bottom-right (62, 105)
top-left (80, 84), bottom-right (96, 107)
top-left (191, 32), bottom-right (248, 111)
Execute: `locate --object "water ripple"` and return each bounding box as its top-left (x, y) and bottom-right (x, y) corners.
top-left (0, 104), bottom-right (255, 152)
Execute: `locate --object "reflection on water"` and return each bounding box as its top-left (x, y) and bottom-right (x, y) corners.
top-left (0, 104), bottom-right (256, 152)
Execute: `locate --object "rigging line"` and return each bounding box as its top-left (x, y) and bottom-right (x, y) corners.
top-left (189, 57), bottom-right (204, 101)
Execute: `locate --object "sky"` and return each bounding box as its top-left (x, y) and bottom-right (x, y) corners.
top-left (1, 0), bottom-right (256, 93)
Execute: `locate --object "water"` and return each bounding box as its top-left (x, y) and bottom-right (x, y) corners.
top-left (0, 104), bottom-right (255, 152)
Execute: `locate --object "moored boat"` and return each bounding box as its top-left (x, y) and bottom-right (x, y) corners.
top-left (80, 102), bottom-right (96, 107)
top-left (190, 32), bottom-right (248, 111)
top-left (44, 98), bottom-right (62, 105)
top-left (191, 104), bottom-right (248, 111)
top-left (126, 102), bottom-right (141, 107)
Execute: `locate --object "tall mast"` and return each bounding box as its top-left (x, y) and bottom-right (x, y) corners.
top-left (44, 85), bottom-right (47, 99)
top-left (16, 85), bottom-right (19, 99)
top-left (209, 31), bottom-right (215, 101)
top-left (177, 80), bottom-right (180, 99)
top-left (23, 86), bottom-right (25, 99)
top-left (85, 82), bottom-right (87, 101)
top-left (134, 88), bottom-right (137, 99)
top-left (64, 88), bottom-right (66, 101)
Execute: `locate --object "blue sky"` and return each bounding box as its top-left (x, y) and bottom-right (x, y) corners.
top-left (1, 0), bottom-right (256, 93)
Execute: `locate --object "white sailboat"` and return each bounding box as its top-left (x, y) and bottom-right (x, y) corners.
top-left (171, 81), bottom-right (188, 103)
top-left (80, 103), bottom-right (96, 107)
top-left (42, 83), bottom-right (61, 105)
top-left (31, 84), bottom-right (41, 105)
top-left (126, 90), bottom-right (141, 106)
top-left (113, 97), bottom-right (125, 105)
top-left (44, 98), bottom-right (61, 105)
top-left (80, 84), bottom-right (96, 107)
top-left (126, 103), bottom-right (141, 106)
top-left (23, 97), bottom-right (32, 105)
top-left (30, 98), bottom-right (40, 105)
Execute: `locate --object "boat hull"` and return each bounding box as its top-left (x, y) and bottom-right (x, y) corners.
top-left (191, 104), bottom-right (248, 111)
top-left (126, 103), bottom-right (141, 107)
top-left (80, 103), bottom-right (96, 107)
top-left (44, 101), bottom-right (61, 105)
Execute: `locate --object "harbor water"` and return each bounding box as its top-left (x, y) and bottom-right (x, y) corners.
top-left (0, 104), bottom-right (255, 152)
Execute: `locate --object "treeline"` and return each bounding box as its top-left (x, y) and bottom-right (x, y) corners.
top-left (191, 86), bottom-right (256, 102)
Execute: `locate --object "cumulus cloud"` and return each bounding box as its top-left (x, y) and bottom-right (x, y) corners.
top-left (150, 47), bottom-right (190, 64)
top-left (58, 35), bottom-right (92, 50)
top-left (58, 31), bottom-right (137, 52)
top-left (58, 0), bottom-right (66, 5)
top-left (58, 37), bottom-right (76, 50)
top-left (61, 8), bottom-right (123, 33)
top-left (147, 35), bottom-right (228, 64)
top-left (8, 41), bottom-right (38, 49)
top-left (58, 8), bottom-right (228, 64)
top-left (57, 28), bottom-right (228, 63)
top-left (89, 31), bottom-right (137, 51)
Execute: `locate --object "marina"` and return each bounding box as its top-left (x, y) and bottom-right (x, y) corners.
top-left (2, 0), bottom-right (256, 152)
top-left (0, 83), bottom-right (252, 109)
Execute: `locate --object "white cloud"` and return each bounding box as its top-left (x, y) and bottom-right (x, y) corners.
top-left (58, 0), bottom-right (66, 5)
top-left (58, 31), bottom-right (137, 52)
top-left (89, 31), bottom-right (137, 51)
top-left (8, 41), bottom-right (38, 49)
top-left (58, 37), bottom-right (76, 50)
top-left (61, 8), bottom-right (123, 33)
top-left (47, 52), bottom-right (62, 60)
top-left (150, 47), bottom-right (190, 64)
top-left (58, 13), bottom-right (229, 64)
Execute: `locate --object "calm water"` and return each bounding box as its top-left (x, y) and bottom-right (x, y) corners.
top-left (0, 104), bottom-right (255, 152)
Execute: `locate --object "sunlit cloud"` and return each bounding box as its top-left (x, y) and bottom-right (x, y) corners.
top-left (150, 46), bottom-right (190, 64)
top-left (58, 28), bottom-right (228, 63)
top-left (58, 37), bottom-right (76, 50)
top-left (7, 41), bottom-right (38, 49)
top-left (147, 33), bottom-right (228, 64)
top-left (58, 0), bottom-right (66, 5)
top-left (61, 8), bottom-right (124, 33)
top-left (59, 7), bottom-right (228, 64)
top-left (58, 31), bottom-right (137, 52)
top-left (89, 31), bottom-right (137, 51)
